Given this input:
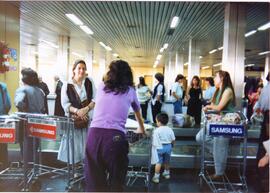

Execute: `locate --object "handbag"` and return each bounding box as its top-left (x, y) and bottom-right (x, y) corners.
top-left (68, 84), bottom-right (90, 129)
top-left (70, 99), bottom-right (90, 129)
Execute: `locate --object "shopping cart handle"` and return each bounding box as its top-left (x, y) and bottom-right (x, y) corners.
top-left (203, 110), bottom-right (220, 115)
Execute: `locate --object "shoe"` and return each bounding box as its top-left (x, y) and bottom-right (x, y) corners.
top-left (210, 174), bottom-right (223, 181)
top-left (162, 172), bottom-right (170, 179)
top-left (74, 173), bottom-right (81, 178)
top-left (152, 176), bottom-right (159, 183)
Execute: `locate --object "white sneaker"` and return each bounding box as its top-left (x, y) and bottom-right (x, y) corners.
top-left (162, 172), bottom-right (170, 179)
top-left (152, 176), bottom-right (160, 183)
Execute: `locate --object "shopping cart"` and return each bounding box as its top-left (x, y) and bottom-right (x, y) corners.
top-left (198, 110), bottom-right (248, 193)
top-left (0, 115), bottom-right (27, 190)
top-left (125, 119), bottom-right (153, 191)
top-left (14, 112), bottom-right (77, 191)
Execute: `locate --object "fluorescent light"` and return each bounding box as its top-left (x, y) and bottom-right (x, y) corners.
top-left (113, 53), bottom-right (118, 57)
top-left (258, 22), bottom-right (270, 31)
top-left (258, 51), bottom-right (270, 55)
top-left (99, 42), bottom-right (111, 51)
top-left (245, 64), bottom-right (255, 67)
top-left (72, 52), bottom-right (83, 58)
top-left (80, 25), bottom-right (93, 35)
top-left (160, 48), bottom-right (164, 53)
top-left (156, 55), bottom-right (162, 60)
top-left (39, 39), bottom-right (59, 48)
top-left (99, 42), bottom-right (106, 48)
top-left (170, 16), bottom-right (180, 29)
top-left (65, 14), bottom-right (83, 25)
top-left (209, 49), bottom-right (217, 54)
top-left (105, 46), bottom-right (112, 51)
top-left (245, 30), bottom-right (257, 37)
top-left (218, 47), bottom-right (223, 50)
top-left (213, 63), bottom-right (222, 67)
top-left (163, 43), bottom-right (169, 49)
top-left (199, 56), bottom-right (203, 59)
top-left (202, 66), bottom-right (210, 69)
top-left (184, 63), bottom-right (188, 66)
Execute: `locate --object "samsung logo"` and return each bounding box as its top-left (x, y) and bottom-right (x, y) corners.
top-left (209, 124), bottom-right (244, 136)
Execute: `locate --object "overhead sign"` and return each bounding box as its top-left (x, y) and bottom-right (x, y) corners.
top-left (27, 119), bottom-right (57, 140)
top-left (209, 124), bottom-right (245, 137)
top-left (0, 123), bottom-right (16, 143)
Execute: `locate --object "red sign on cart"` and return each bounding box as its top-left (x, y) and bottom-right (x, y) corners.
top-left (0, 128), bottom-right (16, 143)
top-left (28, 122), bottom-right (57, 140)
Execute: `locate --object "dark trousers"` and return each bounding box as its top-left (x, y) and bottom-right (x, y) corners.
top-left (152, 101), bottom-right (162, 123)
top-left (140, 103), bottom-right (148, 120)
top-left (0, 144), bottom-right (8, 168)
top-left (84, 127), bottom-right (129, 192)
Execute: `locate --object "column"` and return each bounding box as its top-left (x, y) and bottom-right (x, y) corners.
top-left (264, 55), bottom-right (270, 82)
top-left (175, 52), bottom-right (184, 75)
top-left (56, 35), bottom-right (70, 81)
top-left (264, 5), bottom-right (270, 81)
top-left (85, 50), bottom-right (93, 76)
top-left (188, 39), bottom-right (200, 84)
top-left (222, 3), bottom-right (246, 109)
top-left (99, 47), bottom-right (106, 84)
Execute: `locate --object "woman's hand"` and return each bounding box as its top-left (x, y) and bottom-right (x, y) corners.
top-left (258, 154), bottom-right (269, 167)
top-left (203, 105), bottom-right (212, 111)
top-left (77, 107), bottom-right (89, 117)
top-left (135, 127), bottom-right (145, 134)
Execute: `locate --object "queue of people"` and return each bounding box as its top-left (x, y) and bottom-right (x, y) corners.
top-left (0, 59), bottom-right (268, 192)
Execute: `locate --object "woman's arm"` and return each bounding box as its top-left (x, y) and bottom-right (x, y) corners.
top-left (205, 88), bottom-right (233, 111)
top-left (3, 84), bottom-right (11, 112)
top-left (134, 110), bottom-right (145, 134)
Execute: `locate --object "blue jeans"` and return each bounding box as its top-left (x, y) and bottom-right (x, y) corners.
top-left (157, 144), bottom-right (172, 164)
top-left (196, 128), bottom-right (229, 175)
top-left (173, 100), bottom-right (182, 114)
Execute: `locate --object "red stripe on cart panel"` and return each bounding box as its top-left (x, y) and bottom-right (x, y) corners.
top-left (0, 128), bottom-right (16, 143)
top-left (27, 123), bottom-right (57, 140)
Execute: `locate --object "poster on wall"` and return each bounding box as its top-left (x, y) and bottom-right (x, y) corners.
top-left (0, 41), bottom-right (17, 73)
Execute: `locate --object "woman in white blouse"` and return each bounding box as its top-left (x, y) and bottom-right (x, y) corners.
top-left (136, 77), bottom-right (151, 121)
top-left (58, 60), bottom-right (96, 164)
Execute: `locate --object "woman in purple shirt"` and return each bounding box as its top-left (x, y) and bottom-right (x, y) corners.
top-left (84, 60), bottom-right (145, 192)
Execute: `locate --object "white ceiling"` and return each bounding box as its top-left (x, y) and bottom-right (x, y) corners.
top-left (12, 1), bottom-right (269, 67)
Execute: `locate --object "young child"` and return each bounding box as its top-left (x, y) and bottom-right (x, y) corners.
top-left (152, 112), bottom-right (175, 183)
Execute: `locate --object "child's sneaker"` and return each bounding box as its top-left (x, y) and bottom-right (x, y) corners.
top-left (152, 176), bottom-right (160, 183)
top-left (162, 172), bottom-right (170, 179)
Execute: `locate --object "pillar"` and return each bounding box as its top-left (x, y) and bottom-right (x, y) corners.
top-left (56, 35), bottom-right (70, 81)
top-left (188, 39), bottom-right (200, 84)
top-left (175, 52), bottom-right (184, 75)
top-left (222, 3), bottom-right (246, 109)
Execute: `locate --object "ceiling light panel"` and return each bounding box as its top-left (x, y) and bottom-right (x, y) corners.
top-left (65, 14), bottom-right (83, 25)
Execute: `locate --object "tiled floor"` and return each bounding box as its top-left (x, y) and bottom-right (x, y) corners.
top-left (0, 151), bottom-right (268, 192)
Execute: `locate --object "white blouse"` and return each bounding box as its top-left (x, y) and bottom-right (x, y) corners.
top-left (61, 77), bottom-right (96, 116)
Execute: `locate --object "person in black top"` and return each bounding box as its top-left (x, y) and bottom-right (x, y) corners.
top-left (186, 76), bottom-right (202, 126)
top-left (54, 75), bottom-right (65, 116)
top-left (151, 73), bottom-right (165, 123)
top-left (38, 76), bottom-right (50, 114)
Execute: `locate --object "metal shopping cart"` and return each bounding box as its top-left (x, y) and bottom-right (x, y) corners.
top-left (125, 118), bottom-right (153, 191)
top-left (0, 115), bottom-right (24, 187)
top-left (198, 111), bottom-right (248, 193)
top-left (14, 112), bottom-right (78, 191)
